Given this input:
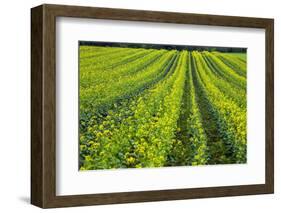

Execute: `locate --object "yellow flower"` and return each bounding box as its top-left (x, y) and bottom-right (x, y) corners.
top-left (126, 156), bottom-right (135, 164)
top-left (96, 132), bottom-right (103, 137)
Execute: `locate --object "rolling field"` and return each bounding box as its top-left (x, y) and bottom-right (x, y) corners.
top-left (79, 45), bottom-right (247, 170)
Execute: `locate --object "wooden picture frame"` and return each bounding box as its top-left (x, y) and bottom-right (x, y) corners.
top-left (31, 4), bottom-right (274, 208)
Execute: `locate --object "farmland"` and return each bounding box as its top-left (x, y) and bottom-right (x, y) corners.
top-left (79, 45), bottom-right (247, 170)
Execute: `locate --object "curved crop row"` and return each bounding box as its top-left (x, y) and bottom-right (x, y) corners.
top-left (80, 47), bottom-right (144, 67)
top-left (79, 51), bottom-right (179, 153)
top-left (81, 48), bottom-right (154, 71)
top-left (192, 51), bottom-right (246, 163)
top-left (214, 53), bottom-right (246, 77)
top-left (80, 49), bottom-right (166, 88)
top-left (197, 53), bottom-right (246, 108)
top-left (79, 46), bottom-right (247, 170)
top-left (80, 46), bottom-right (136, 60)
top-left (204, 52), bottom-right (246, 90)
top-left (185, 53), bottom-right (209, 165)
top-left (191, 54), bottom-right (231, 164)
top-left (80, 51), bottom-right (177, 114)
top-left (167, 52), bottom-right (209, 166)
top-left (79, 45), bottom-right (114, 54)
top-left (80, 51), bottom-right (186, 169)
top-left (227, 53), bottom-right (247, 63)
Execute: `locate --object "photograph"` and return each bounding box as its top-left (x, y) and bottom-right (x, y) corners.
top-left (79, 41), bottom-right (247, 170)
top-left (30, 4), bottom-right (274, 208)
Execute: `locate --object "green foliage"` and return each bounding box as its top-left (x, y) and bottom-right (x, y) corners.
top-left (192, 51), bottom-right (246, 163)
top-left (185, 53), bottom-right (209, 165)
top-left (204, 52), bottom-right (246, 90)
top-left (214, 52), bottom-right (246, 77)
top-left (200, 52), bottom-right (246, 108)
top-left (79, 46), bottom-right (247, 170)
top-left (226, 53), bottom-right (247, 62)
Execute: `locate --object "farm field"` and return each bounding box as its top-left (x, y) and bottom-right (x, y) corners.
top-left (79, 45), bottom-right (247, 170)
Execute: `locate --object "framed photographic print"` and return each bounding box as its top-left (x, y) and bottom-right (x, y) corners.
top-left (31, 4), bottom-right (274, 208)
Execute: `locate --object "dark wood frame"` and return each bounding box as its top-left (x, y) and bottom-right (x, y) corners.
top-left (31, 4), bottom-right (274, 208)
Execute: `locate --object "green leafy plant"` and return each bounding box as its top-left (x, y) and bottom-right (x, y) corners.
top-left (79, 46), bottom-right (247, 170)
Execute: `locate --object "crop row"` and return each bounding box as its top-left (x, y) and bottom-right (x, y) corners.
top-left (79, 46), bottom-right (247, 169)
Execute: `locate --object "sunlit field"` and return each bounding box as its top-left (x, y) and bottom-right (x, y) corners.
top-left (79, 44), bottom-right (247, 170)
